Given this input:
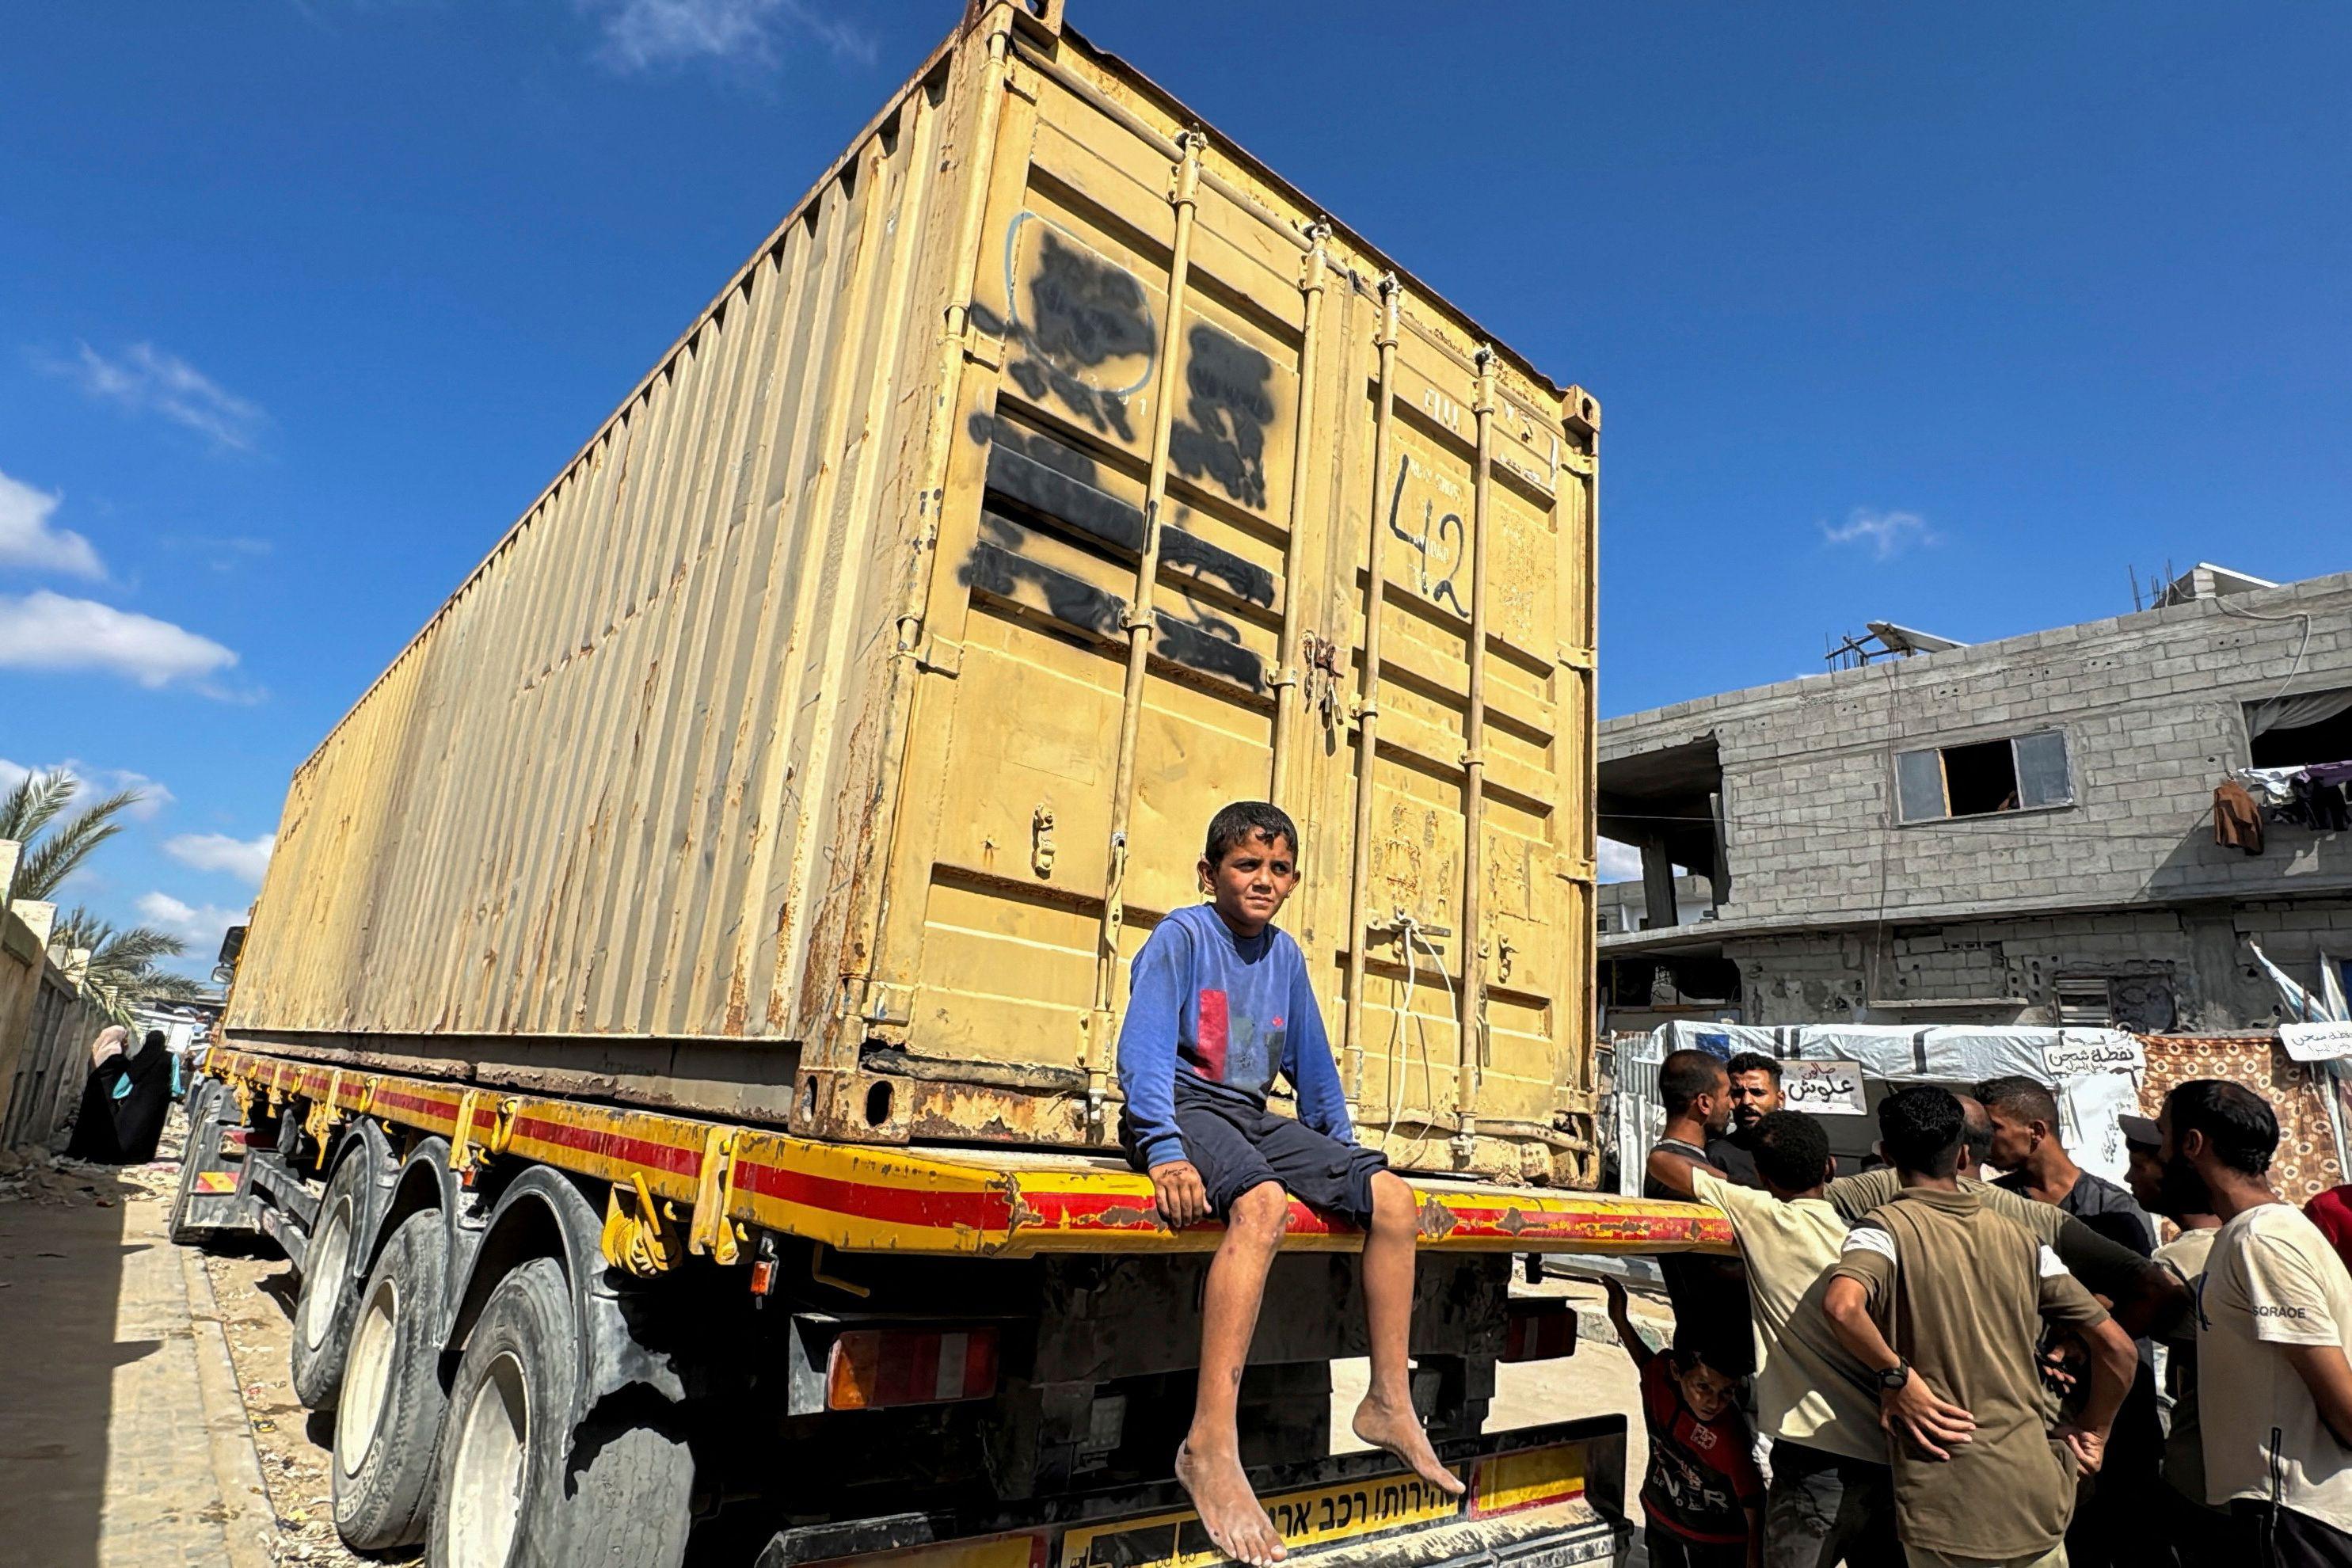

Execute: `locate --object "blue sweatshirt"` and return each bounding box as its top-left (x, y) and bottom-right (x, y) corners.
top-left (1115, 902), bottom-right (1355, 1170)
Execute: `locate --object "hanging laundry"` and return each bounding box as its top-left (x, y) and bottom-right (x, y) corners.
top-left (2232, 766), bottom-right (2305, 808)
top-left (2213, 778), bottom-right (2266, 854)
top-left (2297, 771), bottom-right (2352, 833)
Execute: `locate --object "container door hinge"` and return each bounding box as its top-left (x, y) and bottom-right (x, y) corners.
top-left (914, 633), bottom-right (964, 677)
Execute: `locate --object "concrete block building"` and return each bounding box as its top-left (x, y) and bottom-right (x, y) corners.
top-left (1597, 567), bottom-right (2352, 1030)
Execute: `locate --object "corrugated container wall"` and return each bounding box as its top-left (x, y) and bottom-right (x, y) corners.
top-left (226, 4), bottom-right (1604, 1186)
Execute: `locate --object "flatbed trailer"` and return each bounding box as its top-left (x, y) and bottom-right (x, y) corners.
top-left (174, 1046), bottom-right (1729, 1567)
top-left (192, 1048), bottom-right (1732, 1263)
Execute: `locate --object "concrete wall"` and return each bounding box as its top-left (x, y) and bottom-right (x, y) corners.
top-left (1596, 874), bottom-right (1713, 934)
top-left (1602, 571), bottom-right (2352, 930)
top-left (1724, 896), bottom-right (2352, 1030)
top-left (0, 840), bottom-right (109, 1148)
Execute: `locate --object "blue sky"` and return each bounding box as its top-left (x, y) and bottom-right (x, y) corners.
top-left (4, 2), bottom-right (2348, 961)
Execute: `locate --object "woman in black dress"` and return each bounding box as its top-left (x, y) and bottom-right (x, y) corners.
top-left (65, 1026), bottom-right (175, 1164)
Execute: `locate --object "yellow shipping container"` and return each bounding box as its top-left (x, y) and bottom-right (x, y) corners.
top-left (226, 2), bottom-right (1602, 1185)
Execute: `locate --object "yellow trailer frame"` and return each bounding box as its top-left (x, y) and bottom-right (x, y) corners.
top-left (204, 1047), bottom-right (1730, 1268)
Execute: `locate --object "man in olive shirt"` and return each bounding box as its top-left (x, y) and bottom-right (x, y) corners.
top-left (1822, 1087), bottom-right (2139, 1568)
top-left (1823, 1095), bottom-right (2188, 1344)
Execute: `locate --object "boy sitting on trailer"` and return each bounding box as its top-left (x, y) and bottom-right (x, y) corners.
top-left (1117, 801), bottom-right (1463, 1567)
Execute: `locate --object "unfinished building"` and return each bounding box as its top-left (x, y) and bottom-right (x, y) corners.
top-left (1598, 566), bottom-right (2352, 1030)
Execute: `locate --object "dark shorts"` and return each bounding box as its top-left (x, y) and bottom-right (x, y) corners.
top-left (1122, 1076), bottom-right (1390, 1227)
top-left (1645, 1523), bottom-right (1749, 1568)
top-left (1764, 1440), bottom-right (1901, 1568)
top-left (2231, 1500), bottom-right (2352, 1568)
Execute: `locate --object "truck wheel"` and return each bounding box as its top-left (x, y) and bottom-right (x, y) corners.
top-left (291, 1150), bottom-right (373, 1410)
top-left (167, 1079), bottom-right (228, 1246)
top-left (428, 1258), bottom-right (692, 1568)
top-left (333, 1212), bottom-right (451, 1551)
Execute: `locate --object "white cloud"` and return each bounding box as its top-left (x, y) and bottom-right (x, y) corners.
top-left (36, 341), bottom-right (268, 453)
top-left (0, 590), bottom-right (238, 691)
top-left (136, 891), bottom-right (245, 953)
top-left (584, 0), bottom-right (876, 73)
top-left (165, 832), bottom-right (274, 885)
top-left (0, 469), bottom-right (104, 579)
top-left (0, 757), bottom-right (173, 818)
top-left (1597, 837), bottom-right (1644, 883)
top-left (1820, 508), bottom-right (1935, 561)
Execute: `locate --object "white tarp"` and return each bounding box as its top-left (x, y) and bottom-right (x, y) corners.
top-left (1782, 1059), bottom-right (1869, 1117)
top-left (2058, 1070), bottom-right (2141, 1184)
top-left (2282, 1022), bottom-right (2352, 1063)
top-left (1650, 1021), bottom-right (2141, 1087)
top-left (1635, 1022), bottom-right (2148, 1188)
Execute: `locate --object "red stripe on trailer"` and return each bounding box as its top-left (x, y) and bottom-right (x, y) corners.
top-left (731, 1160), bottom-right (1018, 1233)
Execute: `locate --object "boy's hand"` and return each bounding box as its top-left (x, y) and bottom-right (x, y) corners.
top-left (1149, 1160), bottom-right (1211, 1227)
top-left (1600, 1276), bottom-right (1629, 1315)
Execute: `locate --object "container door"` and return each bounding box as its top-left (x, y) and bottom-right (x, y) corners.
top-left (876, 51), bottom-right (1317, 1144)
top-left (1334, 309), bottom-right (1593, 1176)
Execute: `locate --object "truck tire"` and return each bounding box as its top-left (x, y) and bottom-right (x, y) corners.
top-left (291, 1149), bottom-right (373, 1410)
top-left (167, 1079), bottom-right (228, 1246)
top-left (428, 1257), bottom-right (692, 1568)
top-left (333, 1212), bottom-right (451, 1551)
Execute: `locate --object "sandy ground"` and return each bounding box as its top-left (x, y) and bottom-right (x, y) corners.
top-left (0, 1113), bottom-right (404, 1567)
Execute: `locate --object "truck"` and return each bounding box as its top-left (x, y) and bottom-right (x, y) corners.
top-left (169, 6), bottom-right (1733, 1566)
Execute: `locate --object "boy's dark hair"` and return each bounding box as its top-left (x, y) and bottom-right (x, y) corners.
top-left (1725, 1051), bottom-right (1782, 1084)
top-left (2166, 1078), bottom-right (2279, 1177)
top-left (1975, 1075), bottom-right (2060, 1129)
top-left (1658, 1050), bottom-right (1728, 1118)
top-left (1878, 1086), bottom-right (1966, 1175)
top-left (1203, 801), bottom-right (1298, 865)
top-left (1753, 1109), bottom-right (1830, 1193)
top-left (1669, 1346), bottom-right (1741, 1384)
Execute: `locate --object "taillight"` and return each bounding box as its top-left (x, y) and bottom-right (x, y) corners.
top-left (826, 1328), bottom-right (1000, 1410)
top-left (1502, 1300), bottom-right (1578, 1363)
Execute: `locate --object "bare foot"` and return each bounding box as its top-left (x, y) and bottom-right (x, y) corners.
top-left (1175, 1440), bottom-right (1288, 1565)
top-left (1352, 1395), bottom-right (1466, 1497)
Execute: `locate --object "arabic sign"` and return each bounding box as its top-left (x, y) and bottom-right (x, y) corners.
top-left (2040, 1035), bottom-right (2145, 1078)
top-left (2281, 1022), bottom-right (2352, 1064)
top-left (1783, 1059), bottom-right (1868, 1117)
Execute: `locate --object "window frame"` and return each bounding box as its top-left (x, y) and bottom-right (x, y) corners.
top-left (1892, 728), bottom-right (2076, 826)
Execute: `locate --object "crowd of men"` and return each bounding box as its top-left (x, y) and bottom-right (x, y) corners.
top-left (1623, 1048), bottom-right (2352, 1568)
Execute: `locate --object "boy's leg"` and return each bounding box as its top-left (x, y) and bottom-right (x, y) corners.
top-left (1350, 1168), bottom-right (1466, 1494)
top-left (1178, 1178), bottom-right (1292, 1566)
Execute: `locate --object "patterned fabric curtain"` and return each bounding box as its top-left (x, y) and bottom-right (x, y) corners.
top-left (2136, 1033), bottom-right (2345, 1205)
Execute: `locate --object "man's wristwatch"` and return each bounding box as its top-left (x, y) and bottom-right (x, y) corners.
top-left (1876, 1360), bottom-right (1912, 1393)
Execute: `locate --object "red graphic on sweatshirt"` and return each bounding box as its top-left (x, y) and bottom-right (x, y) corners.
top-left (1195, 989), bottom-right (1230, 1079)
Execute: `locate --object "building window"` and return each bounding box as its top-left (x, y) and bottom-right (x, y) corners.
top-left (1895, 731), bottom-right (2073, 823)
top-left (2248, 687), bottom-right (2352, 768)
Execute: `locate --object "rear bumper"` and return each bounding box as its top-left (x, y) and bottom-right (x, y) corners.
top-left (759, 1416), bottom-right (1629, 1568)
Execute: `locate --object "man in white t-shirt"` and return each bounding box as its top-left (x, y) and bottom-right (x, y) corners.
top-left (1650, 1109), bottom-right (1902, 1568)
top-left (2160, 1078), bottom-right (2352, 1566)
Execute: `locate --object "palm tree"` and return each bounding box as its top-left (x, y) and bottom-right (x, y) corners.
top-left (0, 768), bottom-right (143, 902)
top-left (50, 908), bottom-right (204, 1025)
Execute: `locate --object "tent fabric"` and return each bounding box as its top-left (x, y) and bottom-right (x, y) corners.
top-left (1628, 1022), bottom-right (2148, 1192)
top-left (2248, 688), bottom-right (2352, 737)
top-left (1648, 1021), bottom-right (2141, 1086)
